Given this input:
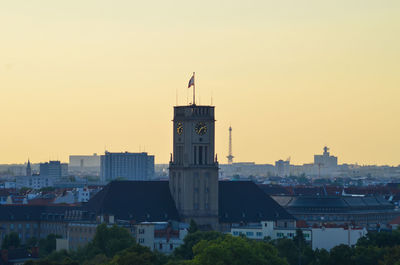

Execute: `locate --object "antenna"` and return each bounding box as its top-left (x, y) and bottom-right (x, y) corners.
top-left (227, 126), bottom-right (234, 164)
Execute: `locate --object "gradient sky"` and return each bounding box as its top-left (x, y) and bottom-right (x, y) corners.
top-left (1, 1), bottom-right (399, 165)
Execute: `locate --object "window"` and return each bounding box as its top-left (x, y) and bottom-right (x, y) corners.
top-left (233, 231), bottom-right (239, 236)
top-left (198, 146), bottom-right (203, 165)
top-left (246, 231), bottom-right (254, 236)
top-left (138, 238), bottom-right (145, 244)
top-left (26, 224), bottom-right (30, 229)
top-left (139, 229), bottom-right (145, 234)
top-left (18, 224), bottom-right (22, 229)
top-left (159, 243), bottom-right (162, 250)
top-left (170, 244), bottom-right (173, 250)
top-left (256, 232), bottom-right (262, 237)
top-left (10, 224), bottom-right (14, 230)
top-left (204, 146), bottom-right (208, 164)
top-left (194, 146), bottom-right (197, 164)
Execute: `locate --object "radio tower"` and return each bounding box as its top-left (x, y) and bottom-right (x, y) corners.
top-left (227, 126), bottom-right (234, 164)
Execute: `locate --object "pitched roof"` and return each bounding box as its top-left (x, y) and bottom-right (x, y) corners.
top-left (84, 181), bottom-right (180, 222)
top-left (218, 181), bottom-right (294, 223)
top-left (85, 180), bottom-right (294, 223)
top-left (0, 181), bottom-right (294, 224)
top-left (287, 195), bottom-right (393, 210)
top-left (0, 205), bottom-right (70, 221)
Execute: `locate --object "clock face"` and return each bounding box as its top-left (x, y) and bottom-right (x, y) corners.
top-left (195, 122), bottom-right (207, 135)
top-left (177, 122), bottom-right (183, 135)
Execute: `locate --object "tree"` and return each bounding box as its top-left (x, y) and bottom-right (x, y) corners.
top-left (351, 245), bottom-right (384, 265)
top-left (356, 229), bottom-right (400, 248)
top-left (310, 249), bottom-right (329, 265)
top-left (2, 232), bottom-right (20, 249)
top-left (173, 231), bottom-right (223, 260)
top-left (85, 224), bottom-right (135, 258)
top-left (39, 234), bottom-right (62, 257)
top-left (328, 244), bottom-right (354, 265)
top-left (380, 245), bottom-right (400, 265)
top-left (107, 244), bottom-right (163, 265)
top-left (26, 237), bottom-right (39, 248)
top-left (275, 238), bottom-right (298, 265)
top-left (189, 234), bottom-right (287, 265)
top-left (188, 220), bottom-right (198, 234)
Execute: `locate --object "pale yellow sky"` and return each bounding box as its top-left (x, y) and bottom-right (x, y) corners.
top-left (1, 0), bottom-right (399, 165)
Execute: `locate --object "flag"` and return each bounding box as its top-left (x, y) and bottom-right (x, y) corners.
top-left (188, 74), bottom-right (195, 88)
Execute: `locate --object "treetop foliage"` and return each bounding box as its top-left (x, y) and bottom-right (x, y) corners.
top-left (18, 225), bottom-right (400, 265)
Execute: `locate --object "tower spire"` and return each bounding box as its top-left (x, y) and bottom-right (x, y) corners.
top-left (26, 159), bottom-right (32, 176)
top-left (227, 126), bottom-right (234, 164)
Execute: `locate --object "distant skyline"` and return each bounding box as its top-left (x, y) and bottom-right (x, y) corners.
top-left (1, 1), bottom-right (399, 166)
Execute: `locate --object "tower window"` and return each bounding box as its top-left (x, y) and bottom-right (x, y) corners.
top-left (198, 146), bottom-right (203, 165)
top-left (204, 146), bottom-right (208, 164)
top-left (194, 146), bottom-right (197, 164)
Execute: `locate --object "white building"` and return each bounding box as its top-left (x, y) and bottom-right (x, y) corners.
top-left (135, 222), bottom-right (188, 254)
top-left (231, 221), bottom-right (312, 243)
top-left (16, 175), bottom-right (54, 189)
top-left (314, 146), bottom-right (338, 169)
top-left (69, 154), bottom-right (101, 175)
top-left (311, 226), bottom-right (367, 251)
top-left (77, 187), bottom-right (90, 202)
top-left (230, 221), bottom-right (366, 251)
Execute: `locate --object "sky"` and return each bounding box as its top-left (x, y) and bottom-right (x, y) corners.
top-left (1, 0), bottom-right (399, 165)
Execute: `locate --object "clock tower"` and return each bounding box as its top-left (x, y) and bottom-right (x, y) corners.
top-left (169, 104), bottom-right (219, 228)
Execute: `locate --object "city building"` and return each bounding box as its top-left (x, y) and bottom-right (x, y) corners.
top-left (231, 221), bottom-right (310, 242)
top-left (275, 159), bottom-right (290, 177)
top-left (69, 154), bottom-right (101, 176)
top-left (230, 221), bottom-right (367, 251)
top-left (40, 161), bottom-right (67, 179)
top-left (273, 195), bottom-right (400, 228)
top-left (314, 146), bottom-right (338, 169)
top-left (135, 221), bottom-right (188, 254)
top-left (16, 175), bottom-right (54, 189)
top-left (0, 100), bottom-right (295, 249)
top-left (311, 226), bottom-right (367, 251)
top-left (169, 105), bottom-right (219, 227)
top-left (100, 152), bottom-right (155, 182)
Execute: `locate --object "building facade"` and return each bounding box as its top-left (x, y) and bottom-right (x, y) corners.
top-left (16, 175), bottom-right (54, 189)
top-left (314, 146), bottom-right (338, 168)
top-left (39, 161), bottom-right (67, 179)
top-left (169, 105), bottom-right (219, 227)
top-left (69, 154), bottom-right (101, 176)
top-left (230, 221), bottom-right (367, 251)
top-left (275, 195), bottom-right (400, 228)
top-left (100, 152), bottom-right (155, 182)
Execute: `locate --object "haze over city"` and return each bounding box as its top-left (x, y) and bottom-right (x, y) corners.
top-left (1, 0), bottom-right (400, 165)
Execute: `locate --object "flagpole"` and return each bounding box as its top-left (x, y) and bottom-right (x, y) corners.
top-left (193, 72), bottom-right (195, 105)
